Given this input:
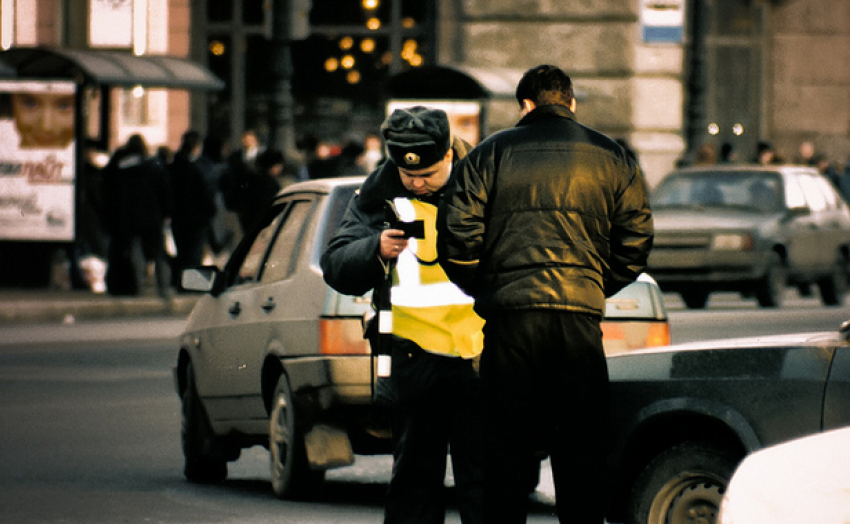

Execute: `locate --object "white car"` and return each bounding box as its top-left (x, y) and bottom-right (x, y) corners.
top-left (719, 425), bottom-right (850, 524)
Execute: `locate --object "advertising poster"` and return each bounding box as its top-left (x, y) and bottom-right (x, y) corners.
top-left (0, 80), bottom-right (76, 242)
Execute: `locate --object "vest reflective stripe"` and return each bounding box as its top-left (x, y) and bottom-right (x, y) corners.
top-left (390, 197), bottom-right (484, 358)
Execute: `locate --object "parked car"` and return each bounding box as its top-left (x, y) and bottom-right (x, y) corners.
top-left (606, 322), bottom-right (850, 524)
top-left (718, 426), bottom-right (850, 524)
top-left (173, 176), bottom-right (670, 499)
top-left (647, 164), bottom-right (850, 308)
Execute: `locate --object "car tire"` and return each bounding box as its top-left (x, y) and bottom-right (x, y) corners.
top-left (817, 256), bottom-right (848, 306)
top-left (754, 253), bottom-right (785, 308)
top-left (269, 373), bottom-right (325, 500)
top-left (626, 441), bottom-right (739, 524)
top-left (182, 362), bottom-right (228, 483)
top-left (681, 290), bottom-right (709, 309)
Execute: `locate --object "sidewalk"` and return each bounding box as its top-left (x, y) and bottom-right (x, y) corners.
top-left (0, 288), bottom-right (201, 325)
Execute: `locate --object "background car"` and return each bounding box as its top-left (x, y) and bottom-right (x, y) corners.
top-left (173, 177), bottom-right (670, 500)
top-left (647, 165), bottom-right (850, 309)
top-left (606, 322), bottom-right (850, 524)
top-left (718, 426), bottom-right (850, 524)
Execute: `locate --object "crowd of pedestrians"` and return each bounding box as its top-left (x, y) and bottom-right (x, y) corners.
top-left (62, 128), bottom-right (383, 297)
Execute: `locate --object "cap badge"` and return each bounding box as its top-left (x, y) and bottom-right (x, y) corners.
top-left (404, 152), bottom-right (420, 165)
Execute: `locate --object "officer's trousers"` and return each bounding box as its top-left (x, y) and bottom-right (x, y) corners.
top-left (480, 310), bottom-right (609, 524)
top-left (383, 343), bottom-right (485, 524)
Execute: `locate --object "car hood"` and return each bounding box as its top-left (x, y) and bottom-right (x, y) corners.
top-left (652, 206), bottom-right (777, 232)
top-left (608, 330), bottom-right (839, 358)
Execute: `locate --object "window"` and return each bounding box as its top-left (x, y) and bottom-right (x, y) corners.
top-left (235, 206), bottom-right (286, 285)
top-left (261, 200), bottom-right (313, 283)
top-left (797, 174), bottom-right (827, 213)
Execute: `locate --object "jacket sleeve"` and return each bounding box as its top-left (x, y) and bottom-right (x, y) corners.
top-left (605, 161), bottom-right (654, 297)
top-left (320, 193), bottom-right (387, 297)
top-left (436, 152), bottom-right (489, 297)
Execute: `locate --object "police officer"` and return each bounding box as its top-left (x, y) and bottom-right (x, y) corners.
top-left (321, 107), bottom-right (484, 524)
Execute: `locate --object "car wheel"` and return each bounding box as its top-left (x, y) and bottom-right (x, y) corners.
top-left (626, 441), bottom-right (739, 524)
top-left (754, 253), bottom-right (785, 308)
top-left (269, 373), bottom-right (325, 499)
top-left (817, 256), bottom-right (849, 306)
top-left (182, 362), bottom-right (228, 483)
top-left (681, 290), bottom-right (709, 309)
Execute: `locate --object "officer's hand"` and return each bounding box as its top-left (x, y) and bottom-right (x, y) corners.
top-left (380, 229), bottom-right (409, 259)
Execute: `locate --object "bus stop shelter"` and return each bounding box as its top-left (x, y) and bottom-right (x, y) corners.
top-left (0, 46), bottom-right (223, 287)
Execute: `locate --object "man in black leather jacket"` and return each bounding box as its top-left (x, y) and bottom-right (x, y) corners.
top-left (437, 64), bottom-right (653, 524)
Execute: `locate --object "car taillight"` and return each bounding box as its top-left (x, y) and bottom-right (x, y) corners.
top-left (319, 318), bottom-right (371, 355)
top-left (645, 322), bottom-right (671, 347)
top-left (602, 321), bottom-right (671, 353)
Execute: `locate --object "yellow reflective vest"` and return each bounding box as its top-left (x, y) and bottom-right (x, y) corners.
top-left (390, 197), bottom-right (484, 359)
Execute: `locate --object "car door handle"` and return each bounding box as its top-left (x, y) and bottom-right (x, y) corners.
top-left (229, 301), bottom-right (242, 317)
top-left (261, 297), bottom-right (276, 313)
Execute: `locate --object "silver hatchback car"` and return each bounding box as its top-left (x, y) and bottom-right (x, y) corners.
top-left (174, 176), bottom-right (670, 499)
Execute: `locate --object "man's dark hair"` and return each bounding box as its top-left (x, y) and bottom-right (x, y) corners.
top-left (180, 130), bottom-right (202, 154)
top-left (515, 64), bottom-right (574, 108)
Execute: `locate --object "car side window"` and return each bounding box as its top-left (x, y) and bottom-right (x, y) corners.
top-left (797, 174), bottom-right (828, 213)
top-left (812, 175), bottom-right (839, 211)
top-left (234, 206), bottom-right (287, 285)
top-left (784, 175), bottom-right (807, 209)
top-left (260, 199), bottom-right (313, 283)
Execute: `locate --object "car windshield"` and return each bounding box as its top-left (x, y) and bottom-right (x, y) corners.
top-left (652, 170), bottom-right (783, 212)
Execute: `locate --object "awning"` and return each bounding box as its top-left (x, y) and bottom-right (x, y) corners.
top-left (0, 47), bottom-right (224, 91)
top-left (386, 65), bottom-right (523, 100)
top-left (386, 64), bottom-right (587, 101)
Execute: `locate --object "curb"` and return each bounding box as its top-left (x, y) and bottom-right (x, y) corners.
top-left (0, 292), bottom-right (200, 325)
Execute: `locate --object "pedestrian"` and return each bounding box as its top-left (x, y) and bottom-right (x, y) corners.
top-left (694, 142), bottom-right (718, 165)
top-left (436, 64), bottom-right (654, 524)
top-left (196, 135), bottom-right (237, 256)
top-left (168, 130), bottom-right (217, 288)
top-left (753, 140), bottom-right (777, 165)
top-left (101, 134), bottom-right (173, 297)
top-left (229, 148), bottom-right (282, 234)
top-left (219, 129), bottom-right (273, 234)
top-left (321, 106), bottom-right (485, 524)
top-left (295, 133), bottom-right (335, 180)
top-left (720, 141), bottom-right (737, 163)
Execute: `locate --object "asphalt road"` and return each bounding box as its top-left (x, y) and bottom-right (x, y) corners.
top-left (0, 293), bottom-right (848, 523)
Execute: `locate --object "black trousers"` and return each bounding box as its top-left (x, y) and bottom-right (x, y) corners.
top-left (480, 310), bottom-right (609, 524)
top-left (383, 341), bottom-right (485, 524)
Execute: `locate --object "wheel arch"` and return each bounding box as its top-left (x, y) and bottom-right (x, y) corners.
top-left (607, 400), bottom-right (756, 521)
top-left (262, 354), bottom-right (285, 415)
top-left (174, 347), bottom-right (192, 398)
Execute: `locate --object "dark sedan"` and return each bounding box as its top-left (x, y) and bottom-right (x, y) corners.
top-left (606, 322), bottom-right (850, 524)
top-left (647, 165), bottom-right (850, 308)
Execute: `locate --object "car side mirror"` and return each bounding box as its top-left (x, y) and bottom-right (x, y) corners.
top-left (181, 266), bottom-right (220, 294)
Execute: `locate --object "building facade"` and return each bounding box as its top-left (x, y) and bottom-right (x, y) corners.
top-left (0, 0), bottom-right (847, 183)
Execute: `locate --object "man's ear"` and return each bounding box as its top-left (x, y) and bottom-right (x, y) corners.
top-left (522, 99), bottom-right (536, 113)
top-left (569, 98), bottom-right (577, 113)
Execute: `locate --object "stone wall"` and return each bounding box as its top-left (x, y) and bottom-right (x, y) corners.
top-left (771, 0), bottom-right (850, 167)
top-left (438, 0), bottom-right (687, 186)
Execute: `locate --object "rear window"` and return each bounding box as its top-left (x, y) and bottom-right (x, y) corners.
top-left (320, 184), bottom-right (358, 248)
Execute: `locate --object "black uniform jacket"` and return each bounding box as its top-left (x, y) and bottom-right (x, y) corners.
top-left (436, 104), bottom-right (654, 318)
top-left (321, 136), bottom-right (472, 297)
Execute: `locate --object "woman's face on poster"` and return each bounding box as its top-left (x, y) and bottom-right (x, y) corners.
top-left (11, 92), bottom-right (75, 149)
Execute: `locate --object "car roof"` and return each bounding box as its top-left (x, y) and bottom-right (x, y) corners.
top-left (667, 164), bottom-right (820, 177)
top-left (275, 176), bottom-right (366, 200)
